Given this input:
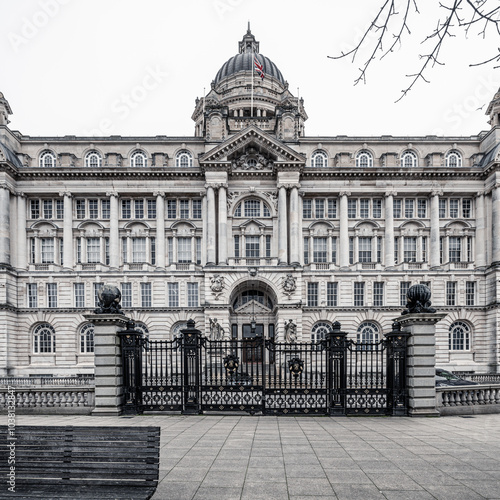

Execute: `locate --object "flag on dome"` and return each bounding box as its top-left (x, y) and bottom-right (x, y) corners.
top-left (254, 56), bottom-right (264, 80)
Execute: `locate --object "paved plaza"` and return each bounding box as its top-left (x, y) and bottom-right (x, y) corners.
top-left (9, 413), bottom-right (500, 499)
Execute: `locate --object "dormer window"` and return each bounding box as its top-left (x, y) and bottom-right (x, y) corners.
top-left (311, 150), bottom-right (328, 168)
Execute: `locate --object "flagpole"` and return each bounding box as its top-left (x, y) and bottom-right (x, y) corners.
top-left (251, 50), bottom-right (254, 118)
top-left (203, 88), bottom-right (205, 114)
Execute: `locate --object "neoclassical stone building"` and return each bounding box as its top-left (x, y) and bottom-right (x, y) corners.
top-left (1, 28), bottom-right (500, 376)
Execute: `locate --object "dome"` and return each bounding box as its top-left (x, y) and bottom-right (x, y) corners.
top-left (213, 27), bottom-right (285, 87)
top-left (214, 52), bottom-right (285, 86)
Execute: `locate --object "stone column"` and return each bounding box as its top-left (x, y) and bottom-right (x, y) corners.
top-left (16, 193), bottom-right (27, 270)
top-left (155, 192), bottom-right (165, 268)
top-left (0, 185), bottom-right (10, 265)
top-left (108, 192), bottom-right (119, 269)
top-left (397, 312), bottom-right (446, 417)
top-left (430, 191), bottom-right (441, 268)
top-left (385, 191), bottom-right (395, 268)
top-left (206, 185), bottom-right (216, 265)
top-left (218, 185), bottom-right (227, 265)
top-left (85, 313), bottom-right (129, 416)
top-left (475, 192), bottom-right (485, 268)
top-left (289, 184), bottom-right (300, 265)
top-left (201, 193), bottom-right (207, 266)
top-left (278, 185), bottom-right (288, 265)
top-left (339, 191), bottom-right (349, 268)
top-left (298, 193), bottom-right (304, 265)
top-left (492, 185), bottom-right (500, 265)
top-left (59, 192), bottom-right (73, 270)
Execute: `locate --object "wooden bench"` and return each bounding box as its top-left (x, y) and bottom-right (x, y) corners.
top-left (0, 425), bottom-right (160, 499)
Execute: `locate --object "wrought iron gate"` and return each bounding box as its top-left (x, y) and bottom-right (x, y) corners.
top-left (120, 320), bottom-right (409, 416)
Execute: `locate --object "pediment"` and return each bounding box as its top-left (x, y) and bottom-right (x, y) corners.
top-left (200, 125), bottom-right (305, 172)
top-left (235, 299), bottom-right (272, 314)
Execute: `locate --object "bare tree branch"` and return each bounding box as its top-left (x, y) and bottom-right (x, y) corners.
top-left (330, 0), bottom-right (500, 101)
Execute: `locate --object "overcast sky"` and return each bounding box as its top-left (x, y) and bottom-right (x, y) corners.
top-left (0, 0), bottom-right (498, 138)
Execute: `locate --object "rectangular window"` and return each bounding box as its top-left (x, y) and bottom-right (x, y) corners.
top-left (192, 199), bottom-right (202, 219)
top-left (394, 236), bottom-right (399, 264)
top-left (245, 236), bottom-right (260, 258)
top-left (440, 236), bottom-right (444, 264)
top-left (358, 237), bottom-right (372, 263)
top-left (196, 238), bottom-right (202, 265)
top-left (27, 283), bottom-right (38, 308)
top-left (449, 236), bottom-right (461, 262)
top-left (404, 199), bottom-right (414, 218)
top-left (327, 282), bottom-right (338, 306)
top-left (372, 199), bottom-right (382, 218)
top-left (313, 237), bottom-right (327, 263)
top-left (307, 282), bottom-right (318, 307)
top-left (377, 236), bottom-right (382, 263)
top-left (462, 199), bottom-right (472, 218)
top-left (30, 200), bottom-right (40, 219)
top-left (265, 235), bottom-right (271, 258)
top-left (87, 238), bottom-right (100, 263)
top-left (422, 237), bottom-right (428, 262)
top-left (45, 283), bottom-right (57, 308)
top-left (167, 200), bottom-right (177, 219)
top-left (141, 283), bottom-right (151, 307)
top-left (178, 237), bottom-right (192, 263)
top-left (417, 199), bottom-right (427, 218)
top-left (101, 199), bottom-right (110, 219)
top-left (88, 199), bottom-right (98, 219)
top-left (76, 200), bottom-right (86, 219)
top-left (373, 282), bottom-right (384, 307)
top-left (359, 199), bottom-right (370, 218)
top-left (121, 199), bottom-right (131, 219)
top-left (30, 238), bottom-right (35, 264)
top-left (167, 237), bottom-right (173, 265)
top-left (466, 281), bottom-right (475, 306)
top-left (348, 199), bottom-right (356, 218)
top-left (76, 237), bottom-right (82, 264)
top-left (121, 283), bottom-right (132, 308)
top-left (147, 199), bottom-right (156, 219)
top-left (150, 237), bottom-right (156, 265)
top-left (332, 236), bottom-right (337, 264)
top-left (59, 239), bottom-right (63, 265)
top-left (404, 237), bottom-right (417, 262)
top-left (234, 235), bottom-right (240, 258)
top-left (180, 199), bottom-right (190, 219)
top-left (439, 199), bottom-right (446, 218)
top-left (187, 282), bottom-right (199, 307)
top-left (121, 237), bottom-right (127, 264)
top-left (393, 199), bottom-right (402, 218)
top-left (315, 199), bottom-right (325, 218)
top-left (303, 199), bottom-right (312, 219)
top-left (449, 199), bottom-right (459, 218)
top-left (354, 282), bottom-right (365, 307)
top-left (168, 282), bottom-right (179, 307)
top-left (41, 238), bottom-right (54, 264)
top-left (94, 283), bottom-right (103, 308)
top-left (467, 236), bottom-right (472, 262)
top-left (446, 281), bottom-right (457, 306)
top-left (304, 237), bottom-right (309, 264)
top-left (56, 200), bottom-right (64, 219)
top-left (134, 199), bottom-right (144, 219)
top-left (132, 237), bottom-right (146, 263)
top-left (400, 282), bottom-right (411, 307)
top-left (327, 199), bottom-right (337, 218)
top-left (43, 200), bottom-right (53, 219)
top-left (349, 237), bottom-right (354, 265)
top-left (105, 237), bottom-right (109, 266)
top-left (74, 283), bottom-right (85, 308)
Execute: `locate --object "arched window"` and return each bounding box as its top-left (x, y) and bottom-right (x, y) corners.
top-left (39, 150), bottom-right (57, 168)
top-left (445, 150), bottom-right (462, 168)
top-left (311, 150), bottom-right (328, 168)
top-left (356, 150), bottom-right (373, 168)
top-left (170, 321), bottom-right (187, 339)
top-left (85, 151), bottom-right (102, 168)
top-left (176, 150), bottom-right (193, 168)
top-left (33, 323), bottom-right (56, 353)
top-left (79, 323), bottom-right (94, 353)
top-left (311, 322), bottom-right (333, 343)
top-left (356, 321), bottom-right (380, 347)
top-left (449, 321), bottom-right (471, 351)
top-left (401, 151), bottom-right (418, 168)
top-left (134, 321), bottom-right (150, 339)
top-left (234, 199), bottom-right (271, 218)
top-left (130, 150), bottom-right (147, 168)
